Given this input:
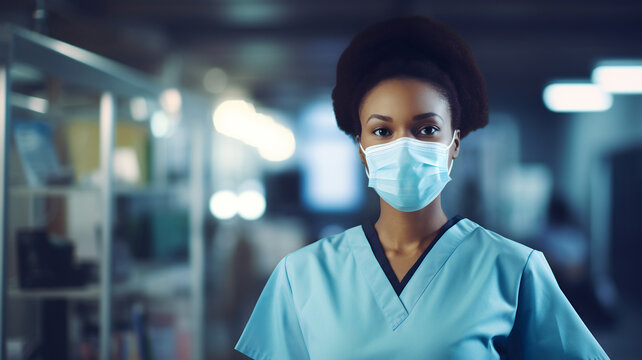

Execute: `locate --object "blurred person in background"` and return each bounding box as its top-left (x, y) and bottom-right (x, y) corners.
top-left (234, 16), bottom-right (609, 359)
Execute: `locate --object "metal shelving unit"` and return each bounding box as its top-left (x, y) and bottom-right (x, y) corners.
top-left (9, 184), bottom-right (191, 197)
top-left (0, 24), bottom-right (207, 360)
top-left (7, 262), bottom-right (191, 300)
top-left (9, 185), bottom-right (101, 196)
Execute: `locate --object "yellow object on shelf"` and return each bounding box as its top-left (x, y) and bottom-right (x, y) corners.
top-left (66, 120), bottom-right (150, 185)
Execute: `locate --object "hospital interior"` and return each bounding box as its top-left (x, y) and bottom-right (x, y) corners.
top-left (0, 1), bottom-right (641, 359)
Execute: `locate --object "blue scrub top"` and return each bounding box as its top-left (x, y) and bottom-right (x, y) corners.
top-left (234, 217), bottom-right (609, 359)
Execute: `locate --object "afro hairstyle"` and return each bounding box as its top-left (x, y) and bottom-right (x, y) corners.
top-left (331, 15), bottom-right (488, 139)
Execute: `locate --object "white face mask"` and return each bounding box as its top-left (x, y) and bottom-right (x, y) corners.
top-left (360, 134), bottom-right (456, 212)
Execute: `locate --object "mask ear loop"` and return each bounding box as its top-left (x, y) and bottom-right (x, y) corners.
top-left (359, 142), bottom-right (371, 178)
top-left (446, 131), bottom-right (458, 176)
top-left (446, 132), bottom-right (457, 149)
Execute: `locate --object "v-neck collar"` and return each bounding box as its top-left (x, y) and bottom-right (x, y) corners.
top-left (362, 215), bottom-right (463, 296)
top-left (346, 217), bottom-right (477, 330)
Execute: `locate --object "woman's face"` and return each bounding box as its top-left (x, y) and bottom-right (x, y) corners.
top-left (357, 77), bottom-right (460, 170)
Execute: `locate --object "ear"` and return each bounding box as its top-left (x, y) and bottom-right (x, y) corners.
top-left (451, 129), bottom-right (461, 160)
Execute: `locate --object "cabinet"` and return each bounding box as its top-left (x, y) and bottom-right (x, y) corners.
top-left (0, 24), bottom-right (208, 360)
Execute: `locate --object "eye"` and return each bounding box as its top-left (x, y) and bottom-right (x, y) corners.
top-left (373, 128), bottom-right (391, 137)
top-left (418, 126), bottom-right (438, 136)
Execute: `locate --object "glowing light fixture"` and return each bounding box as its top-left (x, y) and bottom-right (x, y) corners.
top-left (237, 190), bottom-right (266, 220)
top-left (113, 147), bottom-right (140, 184)
top-left (129, 97), bottom-right (149, 121)
top-left (150, 111), bottom-right (175, 138)
top-left (212, 99), bottom-right (257, 139)
top-left (209, 191), bottom-right (238, 220)
top-left (543, 82), bottom-right (612, 112)
top-left (257, 126), bottom-right (296, 162)
top-left (160, 88), bottom-right (182, 114)
top-left (212, 100), bottom-right (296, 161)
top-left (592, 62), bottom-right (642, 94)
top-left (252, 113), bottom-right (296, 162)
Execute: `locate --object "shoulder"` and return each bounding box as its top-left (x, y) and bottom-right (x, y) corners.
top-left (461, 218), bottom-right (534, 256)
top-left (455, 218), bottom-right (537, 270)
top-left (283, 225), bottom-right (359, 268)
top-left (272, 225), bottom-right (362, 286)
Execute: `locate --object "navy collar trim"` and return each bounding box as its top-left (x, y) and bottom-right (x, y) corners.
top-left (361, 215), bottom-right (464, 296)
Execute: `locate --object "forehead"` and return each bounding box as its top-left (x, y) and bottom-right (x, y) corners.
top-left (359, 77), bottom-right (450, 120)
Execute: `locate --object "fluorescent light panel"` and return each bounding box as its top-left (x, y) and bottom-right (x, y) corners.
top-left (592, 61), bottom-right (642, 93)
top-left (543, 82), bottom-right (612, 112)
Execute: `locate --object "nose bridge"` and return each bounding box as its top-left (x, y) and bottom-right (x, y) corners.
top-left (393, 124), bottom-right (415, 141)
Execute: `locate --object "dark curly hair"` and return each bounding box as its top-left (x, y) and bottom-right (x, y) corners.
top-left (332, 15), bottom-right (488, 139)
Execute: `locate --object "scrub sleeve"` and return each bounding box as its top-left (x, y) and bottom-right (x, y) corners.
top-left (234, 256), bottom-right (310, 360)
top-left (505, 250), bottom-right (610, 359)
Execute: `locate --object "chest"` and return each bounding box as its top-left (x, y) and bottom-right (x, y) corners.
top-left (294, 262), bottom-right (515, 360)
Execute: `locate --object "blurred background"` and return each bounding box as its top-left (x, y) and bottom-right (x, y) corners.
top-left (1, 0), bottom-right (641, 359)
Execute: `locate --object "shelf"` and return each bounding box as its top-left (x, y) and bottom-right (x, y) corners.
top-left (2, 24), bottom-right (160, 98)
top-left (9, 185), bottom-right (189, 197)
top-left (7, 263), bottom-right (191, 301)
top-left (8, 285), bottom-right (101, 300)
top-left (7, 283), bottom-right (142, 300)
top-left (114, 185), bottom-right (190, 197)
top-left (10, 185), bottom-right (100, 196)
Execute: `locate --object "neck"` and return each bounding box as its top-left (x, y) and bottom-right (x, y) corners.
top-left (374, 194), bottom-right (449, 253)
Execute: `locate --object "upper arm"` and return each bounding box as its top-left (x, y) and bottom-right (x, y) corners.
top-left (234, 256), bottom-right (310, 360)
top-left (505, 250), bottom-right (609, 359)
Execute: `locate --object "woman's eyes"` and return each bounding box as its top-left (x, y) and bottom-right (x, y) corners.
top-left (419, 126), bottom-right (438, 136)
top-left (371, 126), bottom-right (438, 137)
top-left (373, 128), bottom-right (391, 137)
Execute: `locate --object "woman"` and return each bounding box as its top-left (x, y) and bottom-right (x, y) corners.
top-left (234, 16), bottom-right (609, 359)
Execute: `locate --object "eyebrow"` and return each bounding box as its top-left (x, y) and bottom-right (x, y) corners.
top-left (367, 112), bottom-right (443, 123)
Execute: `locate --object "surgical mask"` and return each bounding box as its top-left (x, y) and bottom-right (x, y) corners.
top-left (359, 134), bottom-right (456, 212)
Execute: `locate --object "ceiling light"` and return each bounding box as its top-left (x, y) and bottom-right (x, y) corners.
top-left (543, 82), bottom-right (612, 112)
top-left (592, 62), bottom-right (642, 93)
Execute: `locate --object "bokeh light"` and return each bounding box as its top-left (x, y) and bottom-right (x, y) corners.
top-left (543, 82), bottom-right (612, 112)
top-left (209, 191), bottom-right (238, 220)
top-left (160, 88), bottom-right (182, 114)
top-left (238, 190), bottom-right (266, 220)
